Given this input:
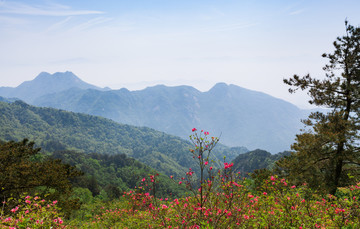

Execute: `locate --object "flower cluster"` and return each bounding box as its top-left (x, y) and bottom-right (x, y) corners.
top-left (0, 195), bottom-right (66, 228)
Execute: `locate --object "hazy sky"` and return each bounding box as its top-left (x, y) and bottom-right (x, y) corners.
top-left (1, 0), bottom-right (360, 108)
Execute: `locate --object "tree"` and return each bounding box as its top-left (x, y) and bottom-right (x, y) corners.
top-left (276, 21), bottom-right (360, 195)
top-left (0, 139), bottom-right (83, 213)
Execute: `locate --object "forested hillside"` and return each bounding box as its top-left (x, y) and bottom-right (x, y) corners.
top-left (50, 150), bottom-right (187, 198)
top-left (0, 100), bottom-right (246, 178)
top-left (231, 149), bottom-right (290, 175)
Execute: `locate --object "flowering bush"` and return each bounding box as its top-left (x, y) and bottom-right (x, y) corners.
top-left (0, 195), bottom-right (66, 228)
top-left (77, 178), bottom-right (360, 228)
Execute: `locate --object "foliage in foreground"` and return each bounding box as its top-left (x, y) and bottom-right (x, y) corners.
top-left (0, 195), bottom-right (66, 228)
top-left (3, 175), bottom-right (358, 228)
top-left (75, 176), bottom-right (360, 229)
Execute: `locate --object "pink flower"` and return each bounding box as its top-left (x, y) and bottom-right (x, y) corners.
top-left (4, 217), bottom-right (12, 222)
top-left (162, 204), bottom-right (168, 209)
top-left (142, 178), bottom-right (146, 182)
top-left (174, 199), bottom-right (179, 205)
top-left (270, 176), bottom-right (275, 181)
top-left (204, 131), bottom-right (209, 135)
top-left (179, 181), bottom-right (182, 184)
top-left (224, 162), bottom-right (234, 169)
top-left (263, 192), bottom-right (267, 195)
top-left (192, 128), bottom-right (197, 132)
top-left (291, 185), bottom-right (296, 189)
top-left (204, 161), bottom-right (209, 165)
top-left (10, 207), bottom-right (18, 213)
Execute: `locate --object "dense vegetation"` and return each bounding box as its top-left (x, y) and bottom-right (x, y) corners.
top-left (0, 139), bottom-right (83, 216)
top-left (50, 150), bottom-right (187, 198)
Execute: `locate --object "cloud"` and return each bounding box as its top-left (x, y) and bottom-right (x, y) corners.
top-left (0, 1), bottom-right (103, 16)
top-left (68, 17), bottom-right (113, 31)
top-left (0, 15), bottom-right (28, 25)
top-left (202, 22), bottom-right (258, 33)
top-left (47, 16), bottom-right (73, 31)
top-left (289, 9), bottom-right (304, 15)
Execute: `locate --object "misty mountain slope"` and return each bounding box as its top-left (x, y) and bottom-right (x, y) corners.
top-left (132, 85), bottom-right (202, 135)
top-left (198, 83), bottom-right (304, 152)
top-left (0, 71), bottom-right (105, 103)
top-left (1, 71), bottom-right (309, 153)
top-left (33, 87), bottom-right (143, 125)
top-left (34, 82), bottom-right (306, 153)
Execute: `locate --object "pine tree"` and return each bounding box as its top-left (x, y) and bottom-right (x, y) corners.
top-left (276, 21), bottom-right (360, 194)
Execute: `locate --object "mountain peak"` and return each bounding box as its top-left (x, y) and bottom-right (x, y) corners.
top-left (34, 71), bottom-right (79, 82)
top-left (210, 82), bottom-right (229, 90)
top-left (1, 71), bottom-right (103, 103)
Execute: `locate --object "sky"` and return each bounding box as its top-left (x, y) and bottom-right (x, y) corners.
top-left (1, 0), bottom-right (360, 109)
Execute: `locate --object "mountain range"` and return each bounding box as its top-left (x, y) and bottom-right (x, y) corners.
top-left (0, 71), bottom-right (311, 153)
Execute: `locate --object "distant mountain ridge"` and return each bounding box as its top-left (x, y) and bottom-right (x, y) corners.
top-left (0, 71), bottom-right (106, 103)
top-left (0, 71), bottom-right (310, 153)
